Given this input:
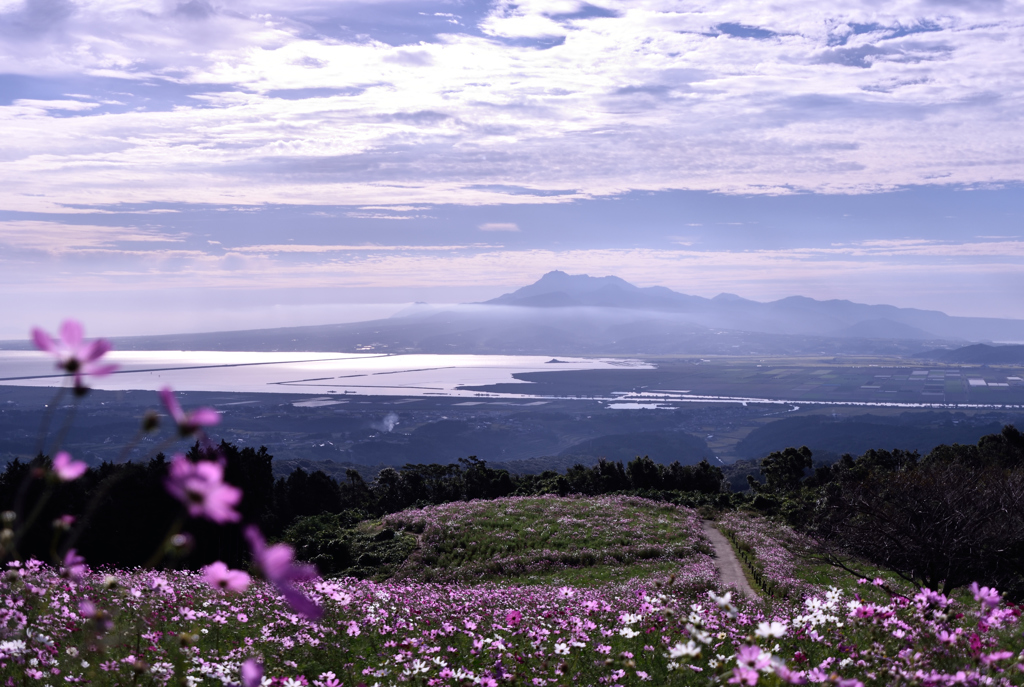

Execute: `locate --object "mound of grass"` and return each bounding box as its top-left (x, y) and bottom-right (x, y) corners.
top-left (283, 511), bottom-right (418, 580)
top-left (384, 494), bottom-right (715, 586)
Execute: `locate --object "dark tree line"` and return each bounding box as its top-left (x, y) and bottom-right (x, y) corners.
top-left (0, 445), bottom-right (724, 570)
top-left (746, 426), bottom-right (1024, 597)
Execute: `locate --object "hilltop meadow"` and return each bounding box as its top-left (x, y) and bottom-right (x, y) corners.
top-left (4, 322), bottom-right (1024, 687)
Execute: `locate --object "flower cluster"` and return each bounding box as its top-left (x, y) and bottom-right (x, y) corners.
top-left (2, 554), bottom-right (1022, 687)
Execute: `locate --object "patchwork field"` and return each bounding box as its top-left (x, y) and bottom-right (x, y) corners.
top-left (465, 356), bottom-right (1024, 407)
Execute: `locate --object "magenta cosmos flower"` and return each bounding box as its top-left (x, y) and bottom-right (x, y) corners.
top-left (32, 320), bottom-right (117, 391)
top-left (244, 525), bottom-right (321, 620)
top-left (164, 454), bottom-right (242, 523)
top-left (52, 451), bottom-right (87, 481)
top-left (62, 549), bottom-right (87, 580)
top-left (202, 561), bottom-right (251, 593)
top-left (160, 387), bottom-right (220, 437)
top-left (240, 659), bottom-right (263, 687)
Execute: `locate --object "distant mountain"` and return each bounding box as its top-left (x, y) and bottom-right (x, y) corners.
top-left (486, 271), bottom-right (707, 311)
top-left (6, 271), bottom-right (1021, 356)
top-left (917, 343), bottom-right (1024, 365)
top-left (484, 271), bottom-right (1023, 342)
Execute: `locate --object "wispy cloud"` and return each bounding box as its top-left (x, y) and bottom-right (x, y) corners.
top-left (479, 223), bottom-right (520, 232)
top-left (231, 244), bottom-right (501, 253)
top-left (0, 220), bottom-right (185, 253)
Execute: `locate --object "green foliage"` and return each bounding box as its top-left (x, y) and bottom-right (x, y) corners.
top-left (282, 511), bottom-right (417, 580)
top-left (747, 446), bottom-right (812, 495)
top-left (743, 425), bottom-right (1024, 597)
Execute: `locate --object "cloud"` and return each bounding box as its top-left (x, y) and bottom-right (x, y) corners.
top-left (13, 99), bottom-right (98, 111)
top-left (0, 220), bottom-right (184, 253)
top-left (231, 244), bottom-right (500, 253)
top-left (479, 223), bottom-right (520, 232)
top-left (381, 49), bottom-right (434, 66)
top-left (0, 0), bottom-right (1021, 210)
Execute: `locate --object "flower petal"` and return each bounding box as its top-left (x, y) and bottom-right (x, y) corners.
top-left (189, 407), bottom-right (221, 427)
top-left (159, 387), bottom-right (185, 423)
top-left (31, 327), bottom-right (56, 353)
top-left (59, 320), bottom-right (84, 348)
top-left (80, 338), bottom-right (112, 364)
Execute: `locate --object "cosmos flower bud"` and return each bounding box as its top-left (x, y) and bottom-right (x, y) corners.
top-left (141, 410), bottom-right (160, 433)
top-left (53, 514), bottom-right (75, 531)
top-left (168, 532), bottom-right (194, 556)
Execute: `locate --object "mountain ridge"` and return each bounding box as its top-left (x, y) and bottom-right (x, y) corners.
top-left (3, 271), bottom-right (1021, 355)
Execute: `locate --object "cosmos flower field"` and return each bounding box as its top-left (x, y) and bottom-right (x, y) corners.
top-left (4, 322), bottom-right (1024, 686)
top-left (4, 500), bottom-right (1024, 687)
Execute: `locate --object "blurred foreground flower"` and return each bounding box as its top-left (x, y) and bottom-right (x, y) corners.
top-left (160, 386), bottom-right (220, 437)
top-left (32, 320), bottom-right (117, 391)
top-left (61, 549), bottom-right (87, 579)
top-left (202, 561), bottom-right (251, 593)
top-left (241, 659), bottom-right (263, 687)
top-left (52, 451), bottom-right (87, 481)
top-left (245, 525), bottom-right (321, 620)
top-left (164, 454), bottom-right (242, 523)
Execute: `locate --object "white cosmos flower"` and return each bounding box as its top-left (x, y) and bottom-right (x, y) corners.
top-left (668, 641), bottom-right (701, 659)
top-left (755, 621), bottom-right (787, 639)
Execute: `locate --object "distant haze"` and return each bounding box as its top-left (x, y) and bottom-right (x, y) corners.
top-left (8, 271), bottom-right (1021, 357)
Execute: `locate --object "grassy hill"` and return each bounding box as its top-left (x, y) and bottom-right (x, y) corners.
top-left (383, 495), bottom-right (716, 586)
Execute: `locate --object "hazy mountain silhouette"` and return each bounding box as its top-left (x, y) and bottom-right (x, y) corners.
top-left (6, 271), bottom-right (1021, 355)
top-left (483, 271), bottom-right (1023, 342)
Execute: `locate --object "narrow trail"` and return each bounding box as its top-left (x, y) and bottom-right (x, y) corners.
top-left (702, 521), bottom-right (759, 600)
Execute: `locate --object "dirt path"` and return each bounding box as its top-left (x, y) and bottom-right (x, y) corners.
top-left (702, 521), bottom-right (759, 599)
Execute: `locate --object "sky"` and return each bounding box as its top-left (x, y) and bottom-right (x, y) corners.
top-left (1, 0), bottom-right (1023, 338)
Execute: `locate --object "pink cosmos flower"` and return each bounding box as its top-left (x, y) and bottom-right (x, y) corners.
top-left (969, 582), bottom-right (1001, 609)
top-left (315, 672), bottom-right (341, 687)
top-left (160, 387), bottom-right (220, 437)
top-left (52, 451), bottom-right (87, 481)
top-left (244, 525), bottom-right (321, 620)
top-left (164, 454), bottom-right (242, 523)
top-left (32, 320), bottom-right (117, 390)
top-left (505, 610), bottom-right (522, 627)
top-left (736, 645), bottom-right (771, 671)
top-left (202, 561), bottom-right (251, 593)
top-left (775, 665), bottom-right (807, 685)
top-left (981, 651), bottom-right (1014, 666)
top-left (241, 659), bottom-right (263, 687)
top-left (729, 666), bottom-right (759, 686)
top-left (62, 549), bottom-right (87, 579)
